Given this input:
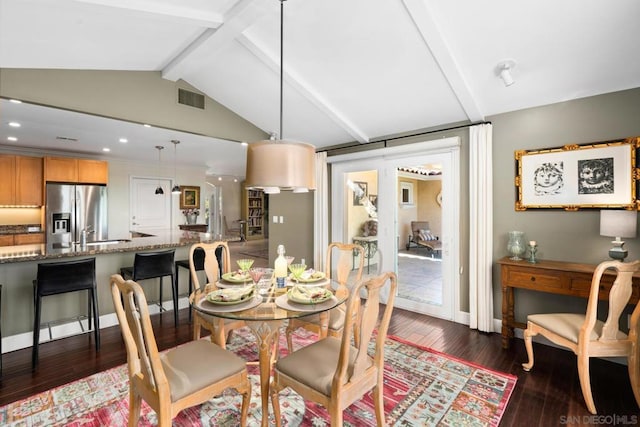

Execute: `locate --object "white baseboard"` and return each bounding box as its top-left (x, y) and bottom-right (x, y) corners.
top-left (1, 296), bottom-right (191, 354)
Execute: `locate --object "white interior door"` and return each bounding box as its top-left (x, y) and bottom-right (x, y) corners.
top-left (130, 177), bottom-right (172, 230)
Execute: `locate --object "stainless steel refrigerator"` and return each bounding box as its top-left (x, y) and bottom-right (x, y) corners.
top-left (46, 184), bottom-right (108, 247)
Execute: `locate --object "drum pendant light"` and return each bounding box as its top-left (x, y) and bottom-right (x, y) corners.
top-left (154, 145), bottom-right (164, 195)
top-left (245, 0), bottom-right (316, 193)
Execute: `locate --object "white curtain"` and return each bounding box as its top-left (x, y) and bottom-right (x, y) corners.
top-left (469, 123), bottom-right (494, 332)
top-left (314, 151), bottom-right (329, 270)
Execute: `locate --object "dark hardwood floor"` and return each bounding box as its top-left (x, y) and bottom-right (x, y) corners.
top-left (1, 305), bottom-right (638, 425)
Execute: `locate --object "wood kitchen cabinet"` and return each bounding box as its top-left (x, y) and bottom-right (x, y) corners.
top-left (0, 233), bottom-right (44, 247)
top-left (45, 156), bottom-right (108, 184)
top-left (0, 154), bottom-right (43, 206)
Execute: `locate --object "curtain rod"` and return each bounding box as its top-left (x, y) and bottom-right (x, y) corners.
top-left (317, 120), bottom-right (492, 153)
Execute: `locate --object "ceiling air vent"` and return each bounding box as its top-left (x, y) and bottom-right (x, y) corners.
top-left (178, 88), bottom-right (205, 109)
top-left (56, 136), bottom-right (78, 142)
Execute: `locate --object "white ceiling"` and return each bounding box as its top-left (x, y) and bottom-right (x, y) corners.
top-left (1, 0), bottom-right (640, 178)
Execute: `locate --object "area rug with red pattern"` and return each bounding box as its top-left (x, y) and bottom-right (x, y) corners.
top-left (0, 327), bottom-right (516, 426)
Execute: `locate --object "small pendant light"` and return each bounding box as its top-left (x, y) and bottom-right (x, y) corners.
top-left (154, 145), bottom-right (164, 195)
top-left (171, 139), bottom-right (181, 194)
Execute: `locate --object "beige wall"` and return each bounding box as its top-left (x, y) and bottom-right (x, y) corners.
top-left (0, 69), bottom-right (267, 143)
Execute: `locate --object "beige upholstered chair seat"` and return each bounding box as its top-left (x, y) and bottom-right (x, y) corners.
top-left (528, 313), bottom-right (627, 343)
top-left (276, 336), bottom-right (370, 396)
top-left (161, 340), bottom-right (247, 401)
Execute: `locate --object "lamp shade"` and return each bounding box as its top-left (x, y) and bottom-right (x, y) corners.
top-left (600, 210), bottom-right (637, 238)
top-left (245, 140), bottom-right (316, 191)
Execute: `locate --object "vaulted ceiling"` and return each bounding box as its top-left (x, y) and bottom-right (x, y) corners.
top-left (1, 0), bottom-right (639, 175)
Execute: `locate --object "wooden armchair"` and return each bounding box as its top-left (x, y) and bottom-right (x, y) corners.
top-left (271, 271), bottom-right (397, 426)
top-left (522, 259), bottom-right (640, 414)
top-left (188, 242), bottom-right (246, 347)
top-left (110, 274), bottom-right (251, 426)
top-left (285, 242), bottom-right (365, 352)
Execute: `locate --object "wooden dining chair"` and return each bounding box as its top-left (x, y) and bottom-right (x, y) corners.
top-left (522, 259), bottom-right (640, 414)
top-left (188, 242), bottom-right (246, 347)
top-left (270, 271), bottom-right (397, 426)
top-left (285, 242), bottom-right (365, 353)
top-left (110, 274), bottom-right (251, 426)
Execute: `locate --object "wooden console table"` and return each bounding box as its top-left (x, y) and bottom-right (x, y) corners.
top-left (498, 256), bottom-right (640, 349)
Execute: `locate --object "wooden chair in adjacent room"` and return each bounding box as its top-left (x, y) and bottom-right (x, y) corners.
top-left (110, 274), bottom-right (251, 426)
top-left (522, 259), bottom-right (640, 414)
top-left (120, 249), bottom-right (178, 327)
top-left (270, 271), bottom-right (397, 426)
top-left (188, 242), bottom-right (246, 347)
top-left (285, 242), bottom-right (365, 353)
top-left (33, 258), bottom-right (100, 368)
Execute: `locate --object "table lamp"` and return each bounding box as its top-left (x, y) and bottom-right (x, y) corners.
top-left (600, 210), bottom-right (637, 261)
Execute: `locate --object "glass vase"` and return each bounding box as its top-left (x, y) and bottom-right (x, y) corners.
top-left (507, 231), bottom-right (525, 261)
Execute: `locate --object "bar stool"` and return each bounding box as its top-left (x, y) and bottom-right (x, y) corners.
top-left (120, 249), bottom-right (177, 326)
top-left (175, 246), bottom-right (223, 322)
top-left (33, 258), bottom-right (100, 369)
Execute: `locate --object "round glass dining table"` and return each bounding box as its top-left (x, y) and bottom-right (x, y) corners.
top-left (191, 280), bottom-right (347, 427)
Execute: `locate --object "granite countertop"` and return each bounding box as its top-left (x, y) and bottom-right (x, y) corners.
top-left (0, 229), bottom-right (239, 264)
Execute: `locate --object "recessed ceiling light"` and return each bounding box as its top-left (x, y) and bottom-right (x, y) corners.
top-left (241, 142), bottom-right (248, 147)
top-left (7, 136), bottom-right (18, 141)
top-left (102, 147), bottom-right (111, 152)
top-left (9, 99), bottom-right (22, 104)
top-left (8, 122), bottom-right (21, 127)
top-left (234, 178), bottom-right (238, 182)
top-left (143, 124), bottom-right (151, 128)
top-left (218, 177), bottom-right (222, 181)
top-left (119, 138), bottom-right (128, 143)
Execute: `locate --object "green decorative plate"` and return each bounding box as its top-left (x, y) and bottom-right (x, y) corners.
top-left (221, 272), bottom-right (252, 283)
top-left (206, 287), bottom-right (255, 305)
top-left (287, 287), bottom-right (333, 305)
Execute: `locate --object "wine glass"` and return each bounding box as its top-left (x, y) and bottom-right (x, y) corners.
top-left (236, 258), bottom-right (254, 272)
top-left (288, 263), bottom-right (307, 284)
top-left (249, 267), bottom-right (265, 287)
top-left (285, 256), bottom-right (295, 266)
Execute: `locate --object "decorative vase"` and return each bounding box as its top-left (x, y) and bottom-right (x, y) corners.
top-left (186, 214), bottom-right (198, 225)
top-left (507, 231), bottom-right (525, 261)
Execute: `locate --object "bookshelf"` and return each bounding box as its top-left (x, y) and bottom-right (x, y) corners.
top-left (242, 187), bottom-right (264, 240)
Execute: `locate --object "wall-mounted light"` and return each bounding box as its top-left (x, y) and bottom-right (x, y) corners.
top-left (497, 60), bottom-right (516, 87)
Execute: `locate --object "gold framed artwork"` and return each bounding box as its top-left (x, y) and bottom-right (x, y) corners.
top-left (515, 137), bottom-right (639, 211)
top-left (179, 185), bottom-right (200, 210)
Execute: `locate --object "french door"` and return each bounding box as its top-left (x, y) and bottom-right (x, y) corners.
top-left (328, 137), bottom-right (460, 320)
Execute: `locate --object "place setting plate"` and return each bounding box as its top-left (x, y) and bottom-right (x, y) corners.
top-left (286, 270), bottom-right (329, 287)
top-left (198, 286), bottom-right (261, 313)
top-left (275, 286), bottom-right (338, 312)
top-left (220, 271), bottom-right (253, 285)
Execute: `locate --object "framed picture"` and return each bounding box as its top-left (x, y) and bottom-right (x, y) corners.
top-left (400, 182), bottom-right (414, 206)
top-left (515, 137), bottom-right (639, 210)
top-left (352, 181), bottom-right (368, 206)
top-left (179, 185), bottom-right (200, 210)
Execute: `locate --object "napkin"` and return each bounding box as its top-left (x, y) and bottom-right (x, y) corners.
top-left (289, 285), bottom-right (329, 302)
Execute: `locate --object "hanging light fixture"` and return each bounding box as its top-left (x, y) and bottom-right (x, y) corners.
top-left (245, 0), bottom-right (316, 193)
top-left (154, 145), bottom-right (165, 195)
top-left (171, 139), bottom-right (181, 194)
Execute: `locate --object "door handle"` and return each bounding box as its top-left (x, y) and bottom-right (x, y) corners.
top-left (132, 222), bottom-right (139, 225)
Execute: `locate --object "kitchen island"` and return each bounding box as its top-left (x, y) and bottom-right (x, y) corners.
top-left (0, 229), bottom-right (234, 353)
